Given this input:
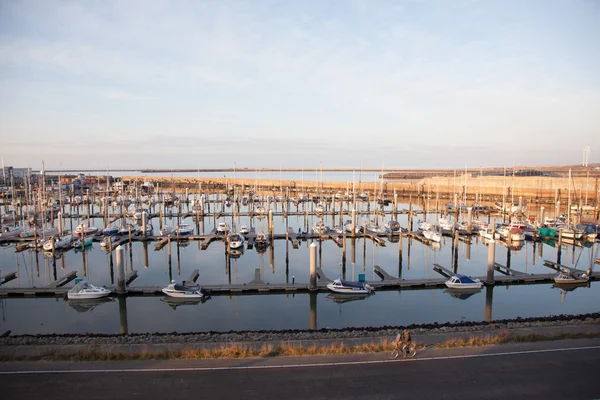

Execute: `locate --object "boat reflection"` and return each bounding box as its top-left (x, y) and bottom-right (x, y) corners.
top-left (160, 296), bottom-right (211, 310)
top-left (552, 282), bottom-right (590, 303)
top-left (229, 249), bottom-right (243, 258)
top-left (67, 297), bottom-right (114, 313)
top-left (326, 292), bottom-right (373, 304)
top-left (444, 288), bottom-right (482, 300)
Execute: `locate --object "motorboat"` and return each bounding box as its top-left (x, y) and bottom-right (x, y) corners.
top-left (312, 220), bottom-right (329, 235)
top-left (255, 232), bottom-right (269, 252)
top-left (366, 221), bottom-right (387, 234)
top-left (384, 220), bottom-right (401, 233)
top-left (326, 278), bottom-right (374, 295)
top-left (254, 206), bottom-right (266, 217)
top-left (472, 220), bottom-right (489, 231)
top-left (554, 271), bottom-right (589, 285)
top-left (229, 233), bottom-right (245, 249)
top-left (42, 234), bottom-right (73, 251)
top-left (239, 225), bottom-right (249, 234)
top-left (216, 221), bottom-right (229, 234)
top-left (344, 220), bottom-right (360, 234)
top-left (497, 226), bottom-right (525, 242)
top-left (118, 223), bottom-right (139, 236)
top-left (67, 281), bottom-right (111, 300)
top-left (21, 227), bottom-right (58, 238)
top-left (559, 227), bottom-right (584, 240)
top-left (0, 226), bottom-right (24, 239)
top-left (100, 235), bottom-right (117, 248)
top-left (159, 225), bottom-right (173, 236)
top-left (445, 274), bottom-right (484, 290)
top-left (72, 236), bottom-right (93, 248)
top-left (161, 280), bottom-right (208, 298)
top-left (422, 229), bottom-right (442, 243)
top-left (74, 224), bottom-right (99, 237)
top-left (103, 225), bottom-right (119, 236)
top-left (479, 227), bottom-right (499, 240)
top-left (438, 218), bottom-right (454, 232)
top-left (418, 221), bottom-right (434, 232)
top-left (176, 223), bottom-right (194, 236)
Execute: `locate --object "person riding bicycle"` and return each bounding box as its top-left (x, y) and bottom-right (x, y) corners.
top-left (395, 329), bottom-right (412, 347)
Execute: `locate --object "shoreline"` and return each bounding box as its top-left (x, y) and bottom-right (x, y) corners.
top-left (2, 313), bottom-right (599, 361)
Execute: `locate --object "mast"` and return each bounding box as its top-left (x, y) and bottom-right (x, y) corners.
top-left (567, 168), bottom-right (572, 227)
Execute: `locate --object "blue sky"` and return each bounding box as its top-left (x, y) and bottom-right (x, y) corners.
top-left (0, 0), bottom-right (598, 170)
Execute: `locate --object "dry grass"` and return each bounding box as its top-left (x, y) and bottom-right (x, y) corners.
top-left (1, 331), bottom-right (599, 361)
top-left (436, 330), bottom-right (600, 348)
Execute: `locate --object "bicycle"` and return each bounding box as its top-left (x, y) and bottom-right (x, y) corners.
top-left (388, 340), bottom-right (417, 359)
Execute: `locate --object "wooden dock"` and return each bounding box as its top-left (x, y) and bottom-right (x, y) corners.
top-left (373, 265), bottom-right (397, 280)
top-left (45, 271), bottom-right (77, 288)
top-left (0, 272), bottom-right (17, 285)
top-left (493, 262), bottom-right (528, 276)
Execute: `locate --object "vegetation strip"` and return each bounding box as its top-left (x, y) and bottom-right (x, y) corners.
top-left (2, 331), bottom-right (599, 362)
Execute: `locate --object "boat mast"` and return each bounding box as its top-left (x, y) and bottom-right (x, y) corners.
top-left (567, 168), bottom-right (572, 228)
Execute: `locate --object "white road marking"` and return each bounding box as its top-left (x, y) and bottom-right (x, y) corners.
top-left (1, 345), bottom-right (599, 375)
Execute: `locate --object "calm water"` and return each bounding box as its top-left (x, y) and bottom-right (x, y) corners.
top-left (1, 200), bottom-right (598, 335)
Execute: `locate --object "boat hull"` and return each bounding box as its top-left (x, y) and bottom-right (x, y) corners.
top-left (162, 289), bottom-right (205, 298)
top-left (445, 281), bottom-right (483, 290)
top-left (326, 284), bottom-right (372, 295)
top-left (68, 291), bottom-right (111, 300)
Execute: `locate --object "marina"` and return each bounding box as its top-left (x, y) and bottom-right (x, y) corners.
top-left (0, 170), bottom-right (599, 335)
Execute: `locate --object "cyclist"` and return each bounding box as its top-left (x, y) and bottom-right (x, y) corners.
top-left (396, 329), bottom-right (412, 347)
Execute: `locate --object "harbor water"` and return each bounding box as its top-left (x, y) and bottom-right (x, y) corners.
top-left (0, 199), bottom-right (598, 335)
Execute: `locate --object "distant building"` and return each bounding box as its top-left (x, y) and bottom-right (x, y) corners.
top-left (1, 167), bottom-right (32, 180)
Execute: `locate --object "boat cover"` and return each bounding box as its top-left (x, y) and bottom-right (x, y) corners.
top-left (340, 279), bottom-right (366, 289)
top-left (455, 274), bottom-right (477, 284)
top-left (173, 283), bottom-right (200, 291)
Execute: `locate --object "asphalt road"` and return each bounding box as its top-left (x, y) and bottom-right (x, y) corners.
top-left (2, 339), bottom-right (599, 400)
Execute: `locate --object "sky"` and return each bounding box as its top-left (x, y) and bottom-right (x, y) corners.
top-left (0, 0), bottom-right (599, 171)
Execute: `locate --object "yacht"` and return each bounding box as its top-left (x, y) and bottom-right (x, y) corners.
top-left (229, 233), bottom-right (245, 249)
top-left (176, 223), bottom-right (194, 236)
top-left (327, 278), bottom-right (374, 295)
top-left (68, 281), bottom-right (111, 300)
top-left (445, 274), bottom-right (483, 290)
top-left (216, 221), bottom-right (229, 234)
top-left (162, 280), bottom-right (208, 299)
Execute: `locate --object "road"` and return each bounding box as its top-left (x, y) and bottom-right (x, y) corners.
top-left (2, 339), bottom-right (599, 400)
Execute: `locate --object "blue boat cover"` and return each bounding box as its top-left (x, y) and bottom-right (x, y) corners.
top-left (340, 279), bottom-right (366, 289)
top-left (455, 274), bottom-right (476, 284)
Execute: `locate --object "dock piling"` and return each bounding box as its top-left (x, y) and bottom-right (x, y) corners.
top-left (486, 239), bottom-right (495, 284)
top-left (309, 242), bottom-right (317, 290)
top-left (116, 245), bottom-right (126, 294)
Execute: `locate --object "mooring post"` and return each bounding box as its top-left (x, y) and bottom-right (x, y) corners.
top-left (86, 189), bottom-right (91, 224)
top-left (486, 239), bottom-right (495, 284)
top-left (557, 229), bottom-right (562, 263)
top-left (351, 208), bottom-right (356, 234)
top-left (57, 211), bottom-right (63, 236)
top-left (141, 211), bottom-right (147, 240)
top-left (467, 206), bottom-right (473, 233)
top-left (342, 231), bottom-right (347, 267)
top-left (116, 245), bottom-right (126, 294)
top-left (309, 242), bottom-right (317, 290)
top-left (540, 206), bottom-right (545, 226)
top-left (398, 230), bottom-right (403, 267)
